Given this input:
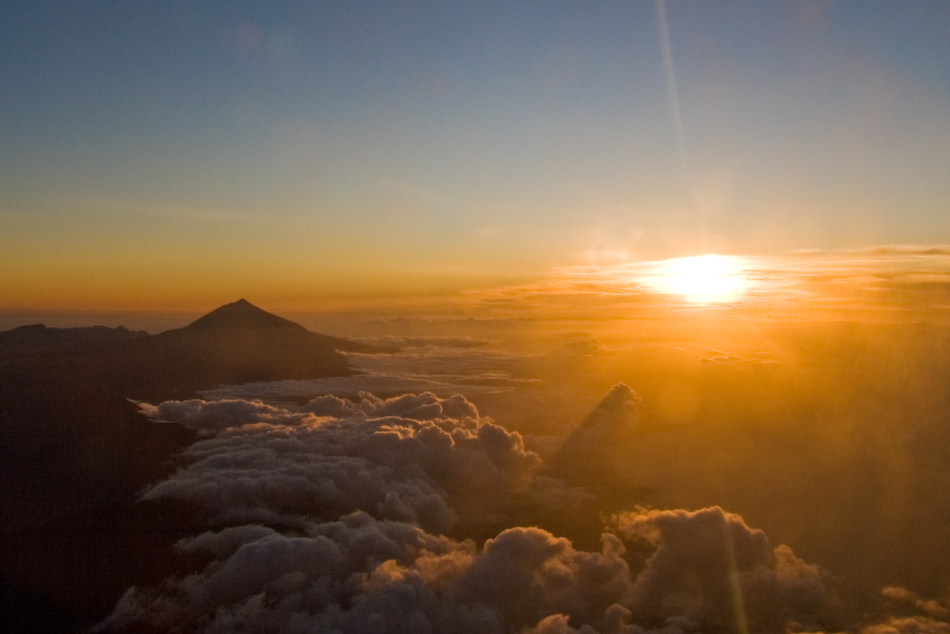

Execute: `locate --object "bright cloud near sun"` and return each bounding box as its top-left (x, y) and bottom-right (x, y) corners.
top-left (639, 254), bottom-right (750, 303)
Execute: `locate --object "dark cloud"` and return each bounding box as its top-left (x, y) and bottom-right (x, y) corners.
top-left (102, 513), bottom-right (477, 633)
top-left (612, 507), bottom-right (831, 633)
top-left (580, 383), bottom-right (641, 431)
top-left (104, 512), bottom-right (631, 634)
top-left (552, 383), bottom-right (642, 487)
top-left (101, 505), bottom-right (837, 634)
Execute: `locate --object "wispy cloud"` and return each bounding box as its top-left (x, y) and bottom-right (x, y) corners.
top-left (459, 246), bottom-right (950, 321)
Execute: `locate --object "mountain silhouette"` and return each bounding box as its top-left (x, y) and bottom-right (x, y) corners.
top-left (182, 298), bottom-right (307, 333)
top-left (0, 301), bottom-right (395, 631)
top-left (164, 297), bottom-right (372, 353)
top-left (123, 299), bottom-right (382, 397)
top-left (1, 299), bottom-right (388, 401)
top-left (0, 323), bottom-right (148, 348)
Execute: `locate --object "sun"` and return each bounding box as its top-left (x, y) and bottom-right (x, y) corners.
top-left (641, 254), bottom-right (750, 303)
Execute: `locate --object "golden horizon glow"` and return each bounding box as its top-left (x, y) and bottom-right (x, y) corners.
top-left (640, 254), bottom-right (750, 303)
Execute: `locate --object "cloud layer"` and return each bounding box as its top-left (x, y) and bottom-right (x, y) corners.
top-left (199, 340), bottom-right (538, 402)
top-left (462, 247), bottom-right (950, 319)
top-left (101, 389), bottom-right (949, 633)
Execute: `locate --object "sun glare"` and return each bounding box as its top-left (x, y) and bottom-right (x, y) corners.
top-left (642, 254), bottom-right (750, 303)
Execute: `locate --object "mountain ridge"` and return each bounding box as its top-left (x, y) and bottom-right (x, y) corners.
top-left (0, 299), bottom-right (393, 400)
top-left (0, 323), bottom-right (149, 348)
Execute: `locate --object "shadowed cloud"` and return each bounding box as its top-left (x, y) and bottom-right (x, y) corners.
top-left (97, 387), bottom-right (926, 634)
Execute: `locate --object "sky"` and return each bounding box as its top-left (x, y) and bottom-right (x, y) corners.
top-left (4, 4), bottom-right (950, 631)
top-left (2, 0), bottom-right (949, 311)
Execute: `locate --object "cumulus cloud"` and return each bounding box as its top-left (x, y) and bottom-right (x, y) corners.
top-left (104, 512), bottom-right (635, 634)
top-left (860, 617), bottom-right (950, 634)
top-left (579, 384), bottom-right (641, 430)
top-left (298, 391), bottom-right (480, 421)
top-left (101, 505), bottom-right (838, 634)
top-left (102, 513), bottom-right (478, 633)
top-left (138, 392), bottom-right (546, 533)
top-left (137, 398), bottom-right (310, 431)
top-left (882, 587), bottom-right (950, 622)
top-left (553, 384), bottom-right (642, 486)
top-left (612, 507), bottom-right (832, 633)
top-left (100, 387), bottom-right (945, 634)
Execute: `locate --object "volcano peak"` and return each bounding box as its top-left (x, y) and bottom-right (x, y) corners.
top-left (183, 299), bottom-right (305, 333)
